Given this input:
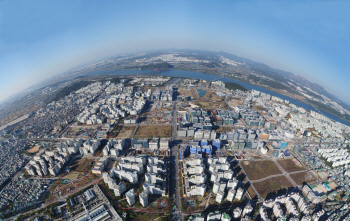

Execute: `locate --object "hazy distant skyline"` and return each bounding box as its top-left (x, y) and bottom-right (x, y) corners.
top-left (1, 1), bottom-right (350, 103)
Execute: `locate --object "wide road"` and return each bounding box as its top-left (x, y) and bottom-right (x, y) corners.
top-left (171, 100), bottom-right (177, 140)
top-left (170, 100), bottom-right (183, 221)
top-left (171, 145), bottom-right (183, 221)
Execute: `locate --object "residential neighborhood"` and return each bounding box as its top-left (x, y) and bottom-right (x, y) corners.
top-left (1, 75), bottom-right (350, 221)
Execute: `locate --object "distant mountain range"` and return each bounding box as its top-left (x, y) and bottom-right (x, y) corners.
top-left (1, 48), bottom-right (350, 125)
top-left (272, 69), bottom-right (350, 109)
top-left (209, 50), bottom-right (349, 108)
top-left (217, 51), bottom-right (326, 94)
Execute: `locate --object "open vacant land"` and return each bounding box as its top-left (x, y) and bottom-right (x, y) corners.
top-left (72, 174), bottom-right (94, 189)
top-left (57, 182), bottom-right (74, 196)
top-left (134, 125), bottom-right (171, 138)
top-left (63, 173), bottom-right (79, 180)
top-left (63, 126), bottom-right (97, 138)
top-left (253, 176), bottom-right (293, 198)
top-left (247, 186), bottom-right (257, 199)
top-left (109, 125), bottom-right (135, 139)
top-left (28, 145), bottom-right (40, 153)
top-left (216, 126), bottom-right (234, 133)
top-left (241, 160), bottom-right (282, 181)
top-left (70, 158), bottom-right (95, 173)
top-left (178, 87), bottom-right (192, 97)
top-left (203, 91), bottom-right (224, 102)
top-left (277, 159), bottom-right (305, 173)
top-left (227, 98), bottom-right (243, 107)
top-left (193, 101), bottom-right (229, 110)
top-left (290, 171), bottom-right (317, 186)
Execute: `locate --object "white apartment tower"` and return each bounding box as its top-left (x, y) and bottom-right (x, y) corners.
top-left (139, 192), bottom-right (148, 207)
top-left (126, 189), bottom-right (135, 206)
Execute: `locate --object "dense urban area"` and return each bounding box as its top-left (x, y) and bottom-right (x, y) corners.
top-left (1, 52), bottom-right (350, 221)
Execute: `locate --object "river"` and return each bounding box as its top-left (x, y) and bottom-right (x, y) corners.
top-left (80, 69), bottom-right (350, 127)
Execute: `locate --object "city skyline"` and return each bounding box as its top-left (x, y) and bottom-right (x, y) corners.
top-left (1, 1), bottom-right (350, 104)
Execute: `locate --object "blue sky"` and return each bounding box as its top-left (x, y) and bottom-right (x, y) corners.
top-left (1, 1), bottom-right (350, 103)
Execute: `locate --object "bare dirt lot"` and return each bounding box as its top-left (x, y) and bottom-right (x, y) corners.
top-left (277, 159), bottom-right (305, 173)
top-left (70, 158), bottom-right (95, 173)
top-left (227, 98), bottom-right (243, 107)
top-left (193, 101), bottom-right (229, 110)
top-left (63, 173), bottom-right (79, 180)
top-left (216, 126), bottom-right (234, 133)
top-left (108, 125), bottom-right (135, 139)
top-left (134, 125), bottom-right (171, 138)
top-left (203, 90), bottom-right (224, 102)
top-left (57, 182), bottom-right (74, 196)
top-left (178, 87), bottom-right (192, 97)
top-left (247, 186), bottom-right (257, 199)
top-left (28, 145), bottom-right (40, 153)
top-left (253, 176), bottom-right (293, 198)
top-left (289, 171), bottom-right (317, 186)
top-left (63, 126), bottom-right (98, 139)
top-left (140, 113), bottom-right (172, 125)
top-left (72, 174), bottom-right (94, 189)
top-left (241, 160), bottom-right (282, 181)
